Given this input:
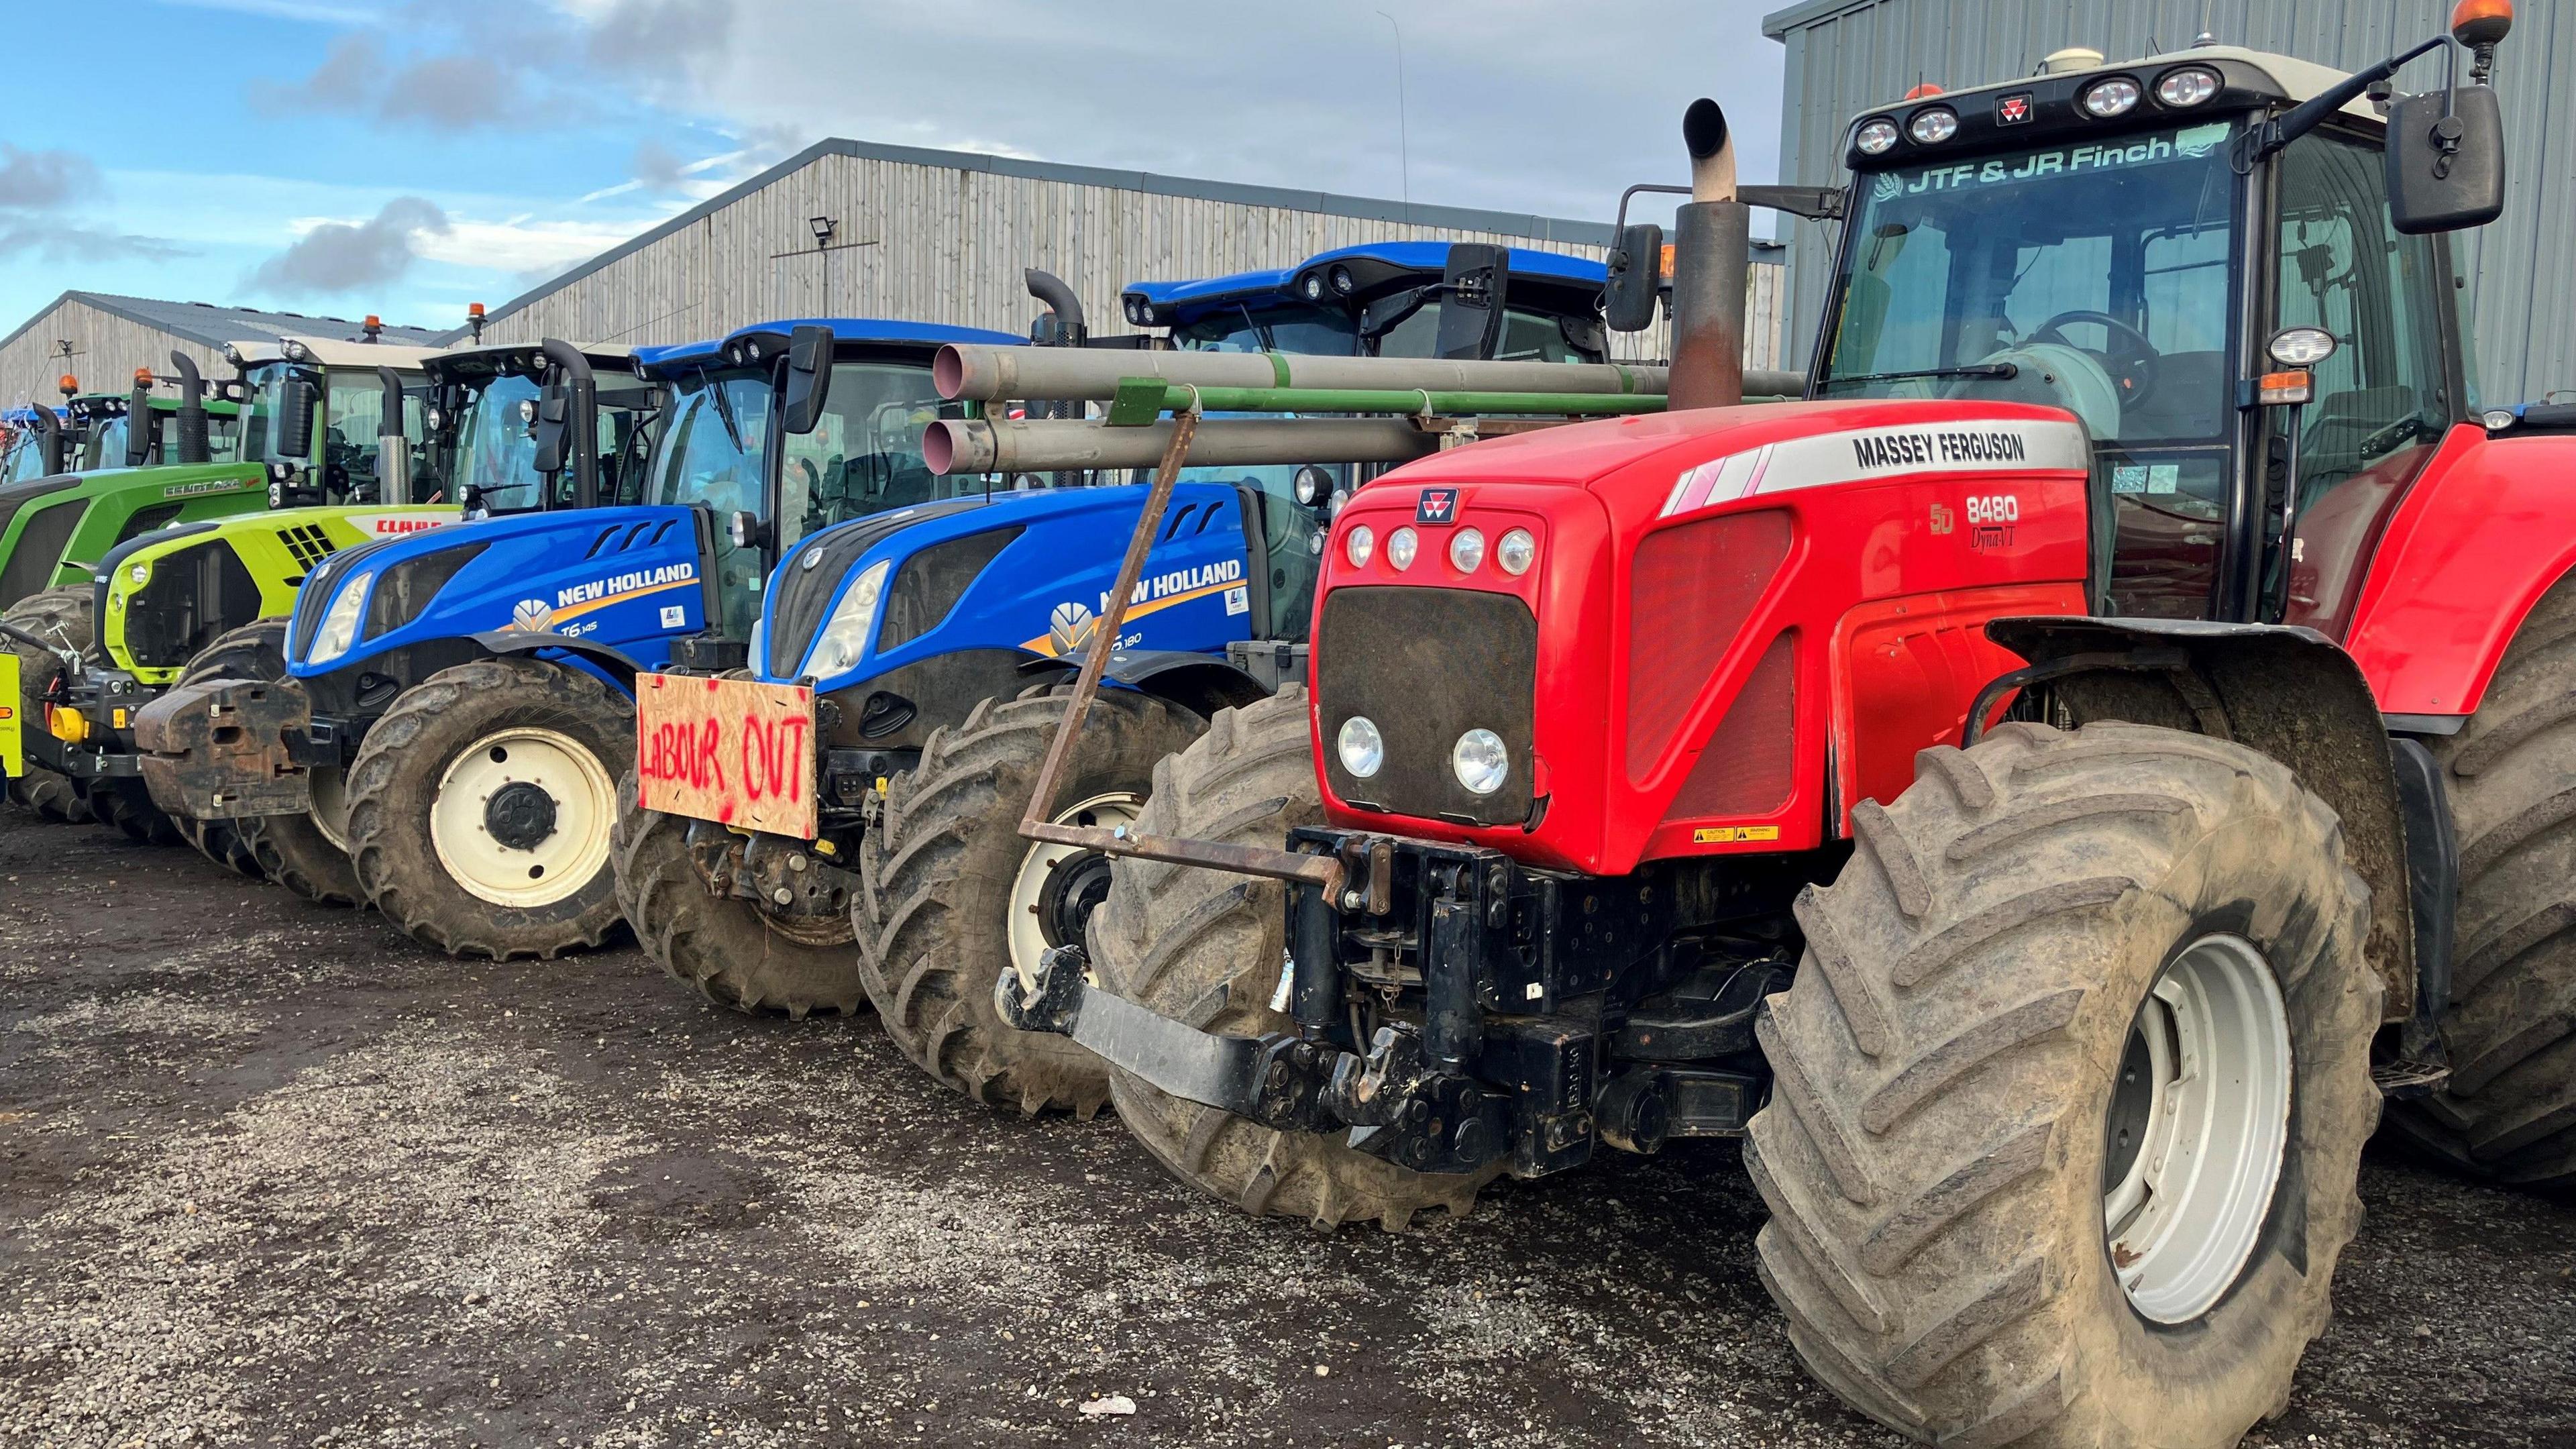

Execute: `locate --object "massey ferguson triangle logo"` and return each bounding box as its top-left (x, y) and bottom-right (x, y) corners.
top-left (1416, 488), bottom-right (1458, 523)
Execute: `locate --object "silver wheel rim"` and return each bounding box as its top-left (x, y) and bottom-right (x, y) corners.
top-left (427, 727), bottom-right (616, 908)
top-left (1009, 792), bottom-right (1140, 983)
top-left (311, 766), bottom-right (351, 851)
top-left (2102, 932), bottom-right (2294, 1324)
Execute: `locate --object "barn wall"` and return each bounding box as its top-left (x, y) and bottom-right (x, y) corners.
top-left (1764, 0), bottom-right (2574, 401)
top-left (0, 299), bottom-right (232, 415)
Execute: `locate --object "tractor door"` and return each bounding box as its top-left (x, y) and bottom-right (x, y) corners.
top-left (2266, 131), bottom-right (2456, 636)
top-left (643, 367), bottom-right (773, 639)
top-left (321, 368), bottom-right (426, 502)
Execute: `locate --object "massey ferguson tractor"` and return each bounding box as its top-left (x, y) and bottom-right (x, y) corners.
top-left (994, 8), bottom-right (2559, 1446)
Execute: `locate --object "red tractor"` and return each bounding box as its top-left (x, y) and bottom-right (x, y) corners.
top-left (1001, 7), bottom-right (2557, 1446)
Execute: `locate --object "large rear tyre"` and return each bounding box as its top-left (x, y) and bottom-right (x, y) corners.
top-left (1089, 686), bottom-right (1497, 1228)
top-left (3, 586), bottom-right (95, 824)
top-left (164, 620), bottom-right (288, 879)
top-left (345, 657), bottom-right (631, 960)
top-left (857, 687), bottom-right (1202, 1117)
top-left (610, 769), bottom-right (866, 1018)
top-left (2387, 580), bottom-right (2576, 1189)
top-left (1748, 722), bottom-right (2380, 1448)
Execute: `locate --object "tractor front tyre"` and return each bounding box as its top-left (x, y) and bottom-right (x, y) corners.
top-left (3, 586), bottom-right (95, 824)
top-left (2385, 580), bottom-right (2576, 1189)
top-left (1087, 686), bottom-right (1498, 1229)
top-left (167, 619), bottom-right (286, 879)
top-left (344, 657), bottom-right (631, 960)
top-left (95, 782), bottom-right (183, 846)
top-left (858, 687), bottom-right (1203, 1117)
top-left (1747, 722), bottom-right (2381, 1448)
top-left (610, 770), bottom-right (866, 1018)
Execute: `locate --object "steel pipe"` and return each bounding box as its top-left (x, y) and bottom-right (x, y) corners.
top-left (924, 416), bottom-right (1440, 476)
top-left (935, 345), bottom-right (1673, 404)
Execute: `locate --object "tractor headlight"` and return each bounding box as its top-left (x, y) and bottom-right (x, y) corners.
top-left (307, 569), bottom-right (375, 665)
top-left (2483, 407), bottom-right (2518, 431)
top-left (2155, 66), bottom-right (2220, 107)
top-left (1300, 272), bottom-right (1327, 302)
top-left (1386, 527), bottom-right (1419, 571)
top-left (1907, 107), bottom-right (1959, 144)
top-left (2082, 76), bottom-right (2143, 118)
top-left (1344, 524), bottom-right (1375, 569)
top-left (1856, 117), bottom-right (1899, 155)
top-left (1338, 716), bottom-right (1385, 778)
top-left (1496, 528), bottom-right (1536, 576)
top-left (1328, 264), bottom-right (1356, 296)
top-left (1448, 527), bottom-right (1485, 573)
top-left (800, 559), bottom-right (891, 680)
top-left (1452, 729), bottom-right (1508, 796)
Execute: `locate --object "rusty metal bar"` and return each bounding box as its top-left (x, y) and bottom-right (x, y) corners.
top-left (1016, 405), bottom-right (1346, 896)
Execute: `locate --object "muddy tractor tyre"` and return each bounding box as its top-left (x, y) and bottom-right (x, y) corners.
top-left (344, 657), bottom-right (632, 960)
top-left (1746, 722), bottom-right (2381, 1448)
top-left (858, 686), bottom-right (1203, 1117)
top-left (2387, 581), bottom-right (2576, 1189)
top-left (1088, 686), bottom-right (1498, 1229)
top-left (3, 586), bottom-right (96, 824)
top-left (94, 782), bottom-right (184, 846)
top-left (164, 620), bottom-right (288, 879)
top-left (187, 620), bottom-right (362, 903)
top-left (610, 769), bottom-right (866, 1018)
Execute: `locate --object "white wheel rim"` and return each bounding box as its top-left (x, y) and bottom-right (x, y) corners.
top-left (427, 727), bottom-right (616, 908)
top-left (311, 766), bottom-right (351, 851)
top-left (2103, 932), bottom-right (2294, 1324)
top-left (1008, 792), bottom-right (1140, 982)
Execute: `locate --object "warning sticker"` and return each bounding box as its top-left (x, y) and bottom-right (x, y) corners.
top-left (1692, 824), bottom-right (1782, 844)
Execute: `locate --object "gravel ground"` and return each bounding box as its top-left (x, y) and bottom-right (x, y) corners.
top-left (2, 820), bottom-right (2571, 1448)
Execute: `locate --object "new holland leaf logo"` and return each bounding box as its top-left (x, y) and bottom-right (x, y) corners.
top-left (511, 598), bottom-right (556, 633)
top-left (1049, 601), bottom-right (1096, 653)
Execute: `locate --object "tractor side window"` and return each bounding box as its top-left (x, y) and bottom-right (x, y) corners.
top-left (1376, 305), bottom-right (1590, 362)
top-left (2271, 131), bottom-right (2449, 635)
top-left (645, 370), bottom-right (772, 639)
top-left (774, 362), bottom-right (952, 545)
top-left (324, 374), bottom-right (427, 500)
top-left (87, 417), bottom-right (128, 470)
top-left (453, 374), bottom-right (545, 513)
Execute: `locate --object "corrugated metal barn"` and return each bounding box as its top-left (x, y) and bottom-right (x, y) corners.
top-left (0, 294), bottom-right (445, 413)
top-left (1762, 0), bottom-right (2572, 401)
top-left (475, 138), bottom-right (1786, 366)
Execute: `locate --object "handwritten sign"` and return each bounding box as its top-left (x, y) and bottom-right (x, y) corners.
top-left (636, 672), bottom-right (818, 839)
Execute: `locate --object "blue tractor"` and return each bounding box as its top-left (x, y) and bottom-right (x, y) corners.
top-left (136, 319), bottom-right (1020, 959)
top-left (614, 243), bottom-right (1617, 1114)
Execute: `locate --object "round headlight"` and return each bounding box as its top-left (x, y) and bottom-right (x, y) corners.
top-left (1329, 265), bottom-right (1356, 295)
top-left (1452, 729), bottom-right (1508, 796)
top-left (2082, 76), bottom-right (2143, 118)
top-left (2266, 325), bottom-right (2339, 368)
top-left (128, 562), bottom-right (148, 584)
top-left (2483, 407), bottom-right (2518, 431)
top-left (1344, 524), bottom-right (1375, 569)
top-left (1448, 527), bottom-right (1485, 573)
top-left (1387, 527), bottom-right (1419, 570)
top-left (1907, 107), bottom-right (1959, 144)
top-left (1293, 464), bottom-right (1331, 505)
top-left (2155, 66), bottom-right (2220, 108)
top-left (1300, 273), bottom-right (1326, 301)
top-left (425, 407), bottom-right (443, 431)
top-left (1338, 716), bottom-right (1385, 779)
top-left (517, 398), bottom-right (538, 425)
top-left (1856, 117), bottom-right (1899, 156)
top-left (1495, 528), bottom-right (1536, 576)
top-left (1124, 295), bottom-right (1148, 325)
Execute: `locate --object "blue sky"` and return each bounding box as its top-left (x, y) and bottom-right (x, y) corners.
top-left (3, 0), bottom-right (1786, 338)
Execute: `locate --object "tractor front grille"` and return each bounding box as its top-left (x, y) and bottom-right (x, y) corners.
top-left (1315, 585), bottom-right (1538, 828)
top-left (276, 523), bottom-right (335, 575)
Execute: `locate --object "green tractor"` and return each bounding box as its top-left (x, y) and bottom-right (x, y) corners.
top-left (38, 340), bottom-right (655, 867)
top-left (1, 335), bottom-right (449, 824)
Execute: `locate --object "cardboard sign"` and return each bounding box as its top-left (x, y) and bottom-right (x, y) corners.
top-left (0, 653), bottom-right (18, 778)
top-left (635, 672), bottom-right (818, 839)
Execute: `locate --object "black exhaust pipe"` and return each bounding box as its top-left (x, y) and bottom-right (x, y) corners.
top-left (30, 403), bottom-right (66, 476)
top-left (170, 352), bottom-right (210, 466)
top-left (537, 339), bottom-right (598, 511)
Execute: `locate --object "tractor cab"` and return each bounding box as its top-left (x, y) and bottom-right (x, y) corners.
top-left (1813, 39), bottom-right (2502, 631)
top-left (420, 341), bottom-right (660, 514)
top-left (227, 336), bottom-right (443, 508)
top-left (74, 389), bottom-right (246, 472)
top-left (632, 318), bottom-right (1022, 646)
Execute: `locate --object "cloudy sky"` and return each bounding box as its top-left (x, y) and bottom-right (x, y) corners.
top-left (1, 0), bottom-right (1786, 337)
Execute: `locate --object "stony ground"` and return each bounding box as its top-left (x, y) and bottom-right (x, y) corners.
top-left (1, 819), bottom-right (2571, 1449)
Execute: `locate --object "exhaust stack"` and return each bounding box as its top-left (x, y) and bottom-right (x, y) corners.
top-left (1668, 99), bottom-right (1749, 411)
top-left (170, 353), bottom-right (210, 466)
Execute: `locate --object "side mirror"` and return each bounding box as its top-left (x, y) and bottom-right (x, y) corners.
top-left (531, 384), bottom-right (572, 473)
top-left (1433, 243), bottom-right (1509, 361)
top-left (2387, 83), bottom-right (2505, 233)
top-left (272, 376), bottom-right (319, 464)
top-left (782, 323), bottom-right (835, 435)
top-left (1603, 221), bottom-right (1665, 333)
top-left (124, 394), bottom-right (153, 468)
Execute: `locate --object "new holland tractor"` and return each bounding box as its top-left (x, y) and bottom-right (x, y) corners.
top-left (606, 246), bottom-right (1645, 1106)
top-left (135, 319), bottom-right (1022, 958)
top-left (35, 342), bottom-right (655, 861)
top-left (987, 9), bottom-right (2558, 1446)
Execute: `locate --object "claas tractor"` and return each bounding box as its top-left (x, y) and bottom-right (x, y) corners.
top-left (610, 246), bottom-right (1658, 1113)
top-left (34, 340), bottom-right (655, 862)
top-left (995, 8), bottom-right (2554, 1446)
top-left (135, 320), bottom-right (1012, 959)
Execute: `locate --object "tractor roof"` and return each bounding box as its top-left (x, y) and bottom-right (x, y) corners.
top-left (422, 340), bottom-right (639, 384)
top-left (1126, 243), bottom-right (1607, 322)
top-left (636, 318), bottom-right (1026, 371)
top-left (1910, 46), bottom-right (2379, 119)
top-left (227, 336), bottom-right (450, 370)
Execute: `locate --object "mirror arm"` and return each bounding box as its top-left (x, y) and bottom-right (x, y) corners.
top-left (2246, 33), bottom-right (2449, 164)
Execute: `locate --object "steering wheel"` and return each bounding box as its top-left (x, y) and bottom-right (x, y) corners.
top-left (2029, 309), bottom-right (2160, 409)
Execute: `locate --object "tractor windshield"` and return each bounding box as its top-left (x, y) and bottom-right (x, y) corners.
top-left (83, 416), bottom-right (129, 471)
top-left (774, 360), bottom-right (954, 541)
top-left (1819, 117), bottom-right (2241, 451)
top-left (451, 374), bottom-right (545, 513)
top-left (645, 366), bottom-right (772, 637)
